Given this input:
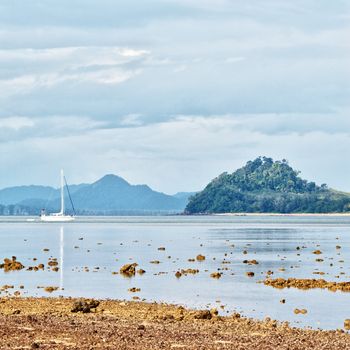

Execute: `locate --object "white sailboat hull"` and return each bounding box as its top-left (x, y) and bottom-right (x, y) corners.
top-left (41, 215), bottom-right (75, 222)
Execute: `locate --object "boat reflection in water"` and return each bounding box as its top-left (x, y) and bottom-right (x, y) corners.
top-left (60, 226), bottom-right (64, 290)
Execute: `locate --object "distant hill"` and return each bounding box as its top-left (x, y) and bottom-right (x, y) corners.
top-left (0, 175), bottom-right (190, 215)
top-left (0, 184), bottom-right (88, 206)
top-left (67, 175), bottom-right (187, 213)
top-left (185, 157), bottom-right (350, 214)
top-left (173, 192), bottom-right (197, 200)
top-left (0, 185), bottom-right (55, 206)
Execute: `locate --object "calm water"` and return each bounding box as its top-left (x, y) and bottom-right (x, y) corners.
top-left (1, 215), bottom-right (350, 330)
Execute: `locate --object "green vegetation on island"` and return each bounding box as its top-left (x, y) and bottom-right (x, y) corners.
top-left (185, 157), bottom-right (350, 214)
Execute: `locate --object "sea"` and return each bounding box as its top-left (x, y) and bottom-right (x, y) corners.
top-left (1, 215), bottom-right (350, 330)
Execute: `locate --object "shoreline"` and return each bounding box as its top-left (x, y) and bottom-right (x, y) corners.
top-left (2, 212), bottom-right (350, 218)
top-left (0, 297), bottom-right (349, 349)
top-left (214, 212), bottom-right (350, 217)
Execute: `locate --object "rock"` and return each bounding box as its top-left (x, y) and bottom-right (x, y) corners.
top-left (137, 269), bottom-right (146, 275)
top-left (243, 260), bottom-right (258, 265)
top-left (1, 284), bottom-right (14, 291)
top-left (158, 247), bottom-right (166, 251)
top-left (120, 263), bottom-right (138, 276)
top-left (0, 257), bottom-right (25, 272)
top-left (196, 254), bottom-right (205, 261)
top-left (313, 250), bottom-right (322, 255)
top-left (128, 287), bottom-right (141, 293)
top-left (263, 278), bottom-right (350, 292)
top-left (344, 319), bottom-right (350, 330)
top-left (293, 308), bottom-right (307, 315)
top-left (31, 342), bottom-right (40, 349)
top-left (44, 286), bottom-right (59, 293)
top-left (162, 314), bottom-right (175, 321)
top-left (137, 324), bottom-right (145, 330)
top-left (246, 272), bottom-right (255, 277)
top-left (192, 310), bottom-right (212, 320)
top-left (280, 299), bottom-right (286, 304)
top-left (150, 260), bottom-right (160, 264)
top-left (175, 271), bottom-right (182, 278)
top-left (71, 299), bottom-right (100, 313)
top-left (180, 268), bottom-right (199, 275)
top-left (210, 272), bottom-right (222, 279)
top-left (210, 308), bottom-right (219, 316)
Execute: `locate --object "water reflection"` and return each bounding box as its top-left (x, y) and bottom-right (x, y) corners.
top-left (60, 226), bottom-right (64, 290)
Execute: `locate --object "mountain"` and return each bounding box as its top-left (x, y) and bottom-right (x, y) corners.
top-left (0, 185), bottom-right (54, 206)
top-left (0, 175), bottom-right (189, 215)
top-left (68, 175), bottom-right (187, 213)
top-left (185, 157), bottom-right (350, 214)
top-left (0, 184), bottom-right (88, 206)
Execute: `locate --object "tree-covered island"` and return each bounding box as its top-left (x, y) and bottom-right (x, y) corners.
top-left (185, 157), bottom-right (350, 214)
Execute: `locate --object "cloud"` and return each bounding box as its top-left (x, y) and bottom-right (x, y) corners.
top-left (0, 117), bottom-right (34, 130)
top-left (0, 47), bottom-right (149, 97)
top-left (1, 115), bottom-right (350, 194)
top-left (119, 114), bottom-right (144, 127)
top-left (0, 1), bottom-right (348, 193)
top-left (0, 116), bottom-right (107, 143)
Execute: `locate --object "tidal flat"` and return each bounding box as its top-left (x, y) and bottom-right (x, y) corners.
top-left (1, 215), bottom-right (350, 331)
top-left (1, 297), bottom-right (350, 350)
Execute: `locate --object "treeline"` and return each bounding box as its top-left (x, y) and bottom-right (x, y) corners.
top-left (0, 204), bottom-right (35, 216)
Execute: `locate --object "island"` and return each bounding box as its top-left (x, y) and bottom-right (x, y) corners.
top-left (185, 157), bottom-right (350, 214)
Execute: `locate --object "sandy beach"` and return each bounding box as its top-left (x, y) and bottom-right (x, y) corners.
top-left (0, 297), bottom-right (349, 349)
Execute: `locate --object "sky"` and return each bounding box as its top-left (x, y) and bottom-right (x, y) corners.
top-left (0, 0), bottom-right (349, 194)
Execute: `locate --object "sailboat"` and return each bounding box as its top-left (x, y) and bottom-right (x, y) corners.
top-left (40, 170), bottom-right (76, 222)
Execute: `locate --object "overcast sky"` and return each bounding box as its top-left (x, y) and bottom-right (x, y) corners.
top-left (0, 0), bottom-right (349, 194)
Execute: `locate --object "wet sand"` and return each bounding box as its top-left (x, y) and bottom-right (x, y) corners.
top-left (0, 297), bottom-right (349, 349)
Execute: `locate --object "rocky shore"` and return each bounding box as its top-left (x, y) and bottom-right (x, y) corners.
top-left (263, 278), bottom-right (350, 292)
top-left (0, 297), bottom-right (349, 349)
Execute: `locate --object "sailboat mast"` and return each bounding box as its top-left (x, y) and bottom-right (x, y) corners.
top-left (60, 169), bottom-right (64, 215)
